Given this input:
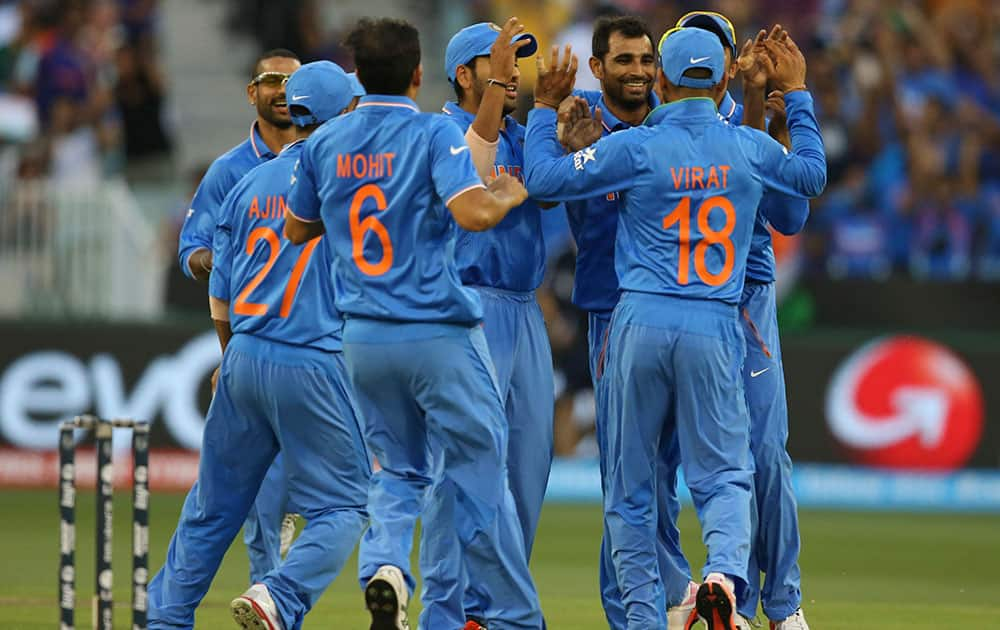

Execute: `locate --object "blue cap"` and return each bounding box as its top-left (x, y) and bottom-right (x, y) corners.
top-left (676, 11), bottom-right (737, 56)
top-left (445, 22), bottom-right (538, 83)
top-left (347, 72), bottom-right (366, 98)
top-left (659, 27), bottom-right (725, 89)
top-left (284, 61), bottom-right (354, 127)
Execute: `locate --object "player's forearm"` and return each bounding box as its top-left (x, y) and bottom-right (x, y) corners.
top-left (183, 247), bottom-right (213, 282)
top-left (209, 297), bottom-right (232, 352)
top-left (781, 91), bottom-right (827, 198)
top-left (524, 108), bottom-right (616, 202)
top-left (465, 126), bottom-right (499, 182)
top-left (469, 82), bottom-right (506, 144)
top-left (284, 212), bottom-right (325, 244)
top-left (741, 84), bottom-right (766, 132)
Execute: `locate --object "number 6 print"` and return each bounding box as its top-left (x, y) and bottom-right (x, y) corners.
top-left (350, 183), bottom-right (393, 276)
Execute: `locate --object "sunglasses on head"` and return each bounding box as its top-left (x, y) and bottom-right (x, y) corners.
top-left (676, 11), bottom-right (737, 52)
top-left (250, 71), bottom-right (290, 87)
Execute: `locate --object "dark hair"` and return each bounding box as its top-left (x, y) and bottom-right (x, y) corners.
top-left (452, 57), bottom-right (482, 103)
top-left (592, 15), bottom-right (654, 61)
top-left (344, 18), bottom-right (421, 95)
top-left (683, 68), bottom-right (713, 79)
top-left (252, 48), bottom-right (300, 79)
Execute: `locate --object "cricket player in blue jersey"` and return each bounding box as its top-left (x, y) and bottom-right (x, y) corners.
top-left (283, 18), bottom-right (543, 630)
top-left (147, 61), bottom-right (370, 630)
top-left (524, 28), bottom-right (825, 630)
top-left (441, 19), bottom-right (555, 625)
top-left (643, 14), bottom-right (813, 629)
top-left (553, 15), bottom-right (699, 630)
top-left (176, 48), bottom-right (302, 584)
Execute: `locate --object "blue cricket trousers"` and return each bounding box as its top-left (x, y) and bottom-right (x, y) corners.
top-left (602, 291), bottom-right (754, 629)
top-left (148, 335), bottom-right (370, 630)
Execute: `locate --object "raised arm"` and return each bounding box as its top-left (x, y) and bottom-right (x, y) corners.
top-left (748, 35), bottom-right (827, 198)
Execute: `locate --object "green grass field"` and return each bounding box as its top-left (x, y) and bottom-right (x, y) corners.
top-left (1, 488), bottom-right (997, 629)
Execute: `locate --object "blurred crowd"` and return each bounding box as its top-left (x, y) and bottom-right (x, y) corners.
top-left (0, 0), bottom-right (171, 186)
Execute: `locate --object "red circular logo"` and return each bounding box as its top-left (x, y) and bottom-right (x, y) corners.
top-left (825, 336), bottom-right (984, 471)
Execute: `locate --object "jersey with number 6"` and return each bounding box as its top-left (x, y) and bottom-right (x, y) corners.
top-left (524, 94), bottom-right (826, 304)
top-left (286, 95), bottom-right (487, 325)
top-left (210, 140), bottom-right (342, 351)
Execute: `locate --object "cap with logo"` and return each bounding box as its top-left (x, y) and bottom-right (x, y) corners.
top-left (284, 60), bottom-right (354, 127)
top-left (445, 22), bottom-right (538, 83)
top-left (676, 10), bottom-right (737, 56)
top-left (659, 27), bottom-right (725, 89)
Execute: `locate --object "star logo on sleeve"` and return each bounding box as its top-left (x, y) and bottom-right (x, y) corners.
top-left (573, 146), bottom-right (597, 171)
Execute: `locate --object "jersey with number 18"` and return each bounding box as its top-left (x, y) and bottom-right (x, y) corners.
top-left (524, 94), bottom-right (826, 304)
top-left (287, 95), bottom-right (487, 325)
top-left (210, 140), bottom-right (342, 351)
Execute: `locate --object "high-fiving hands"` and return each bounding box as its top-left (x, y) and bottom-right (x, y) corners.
top-left (535, 44), bottom-right (578, 109)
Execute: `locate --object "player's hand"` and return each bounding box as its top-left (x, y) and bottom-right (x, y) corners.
top-left (210, 365), bottom-right (220, 395)
top-left (738, 25), bottom-right (785, 90)
top-left (561, 99), bottom-right (603, 152)
top-left (489, 17), bottom-right (532, 83)
top-left (189, 248), bottom-right (214, 281)
top-left (766, 90), bottom-right (791, 149)
top-left (487, 172), bottom-right (529, 207)
top-left (535, 44), bottom-right (578, 108)
top-left (737, 29), bottom-right (769, 90)
top-left (763, 29), bottom-right (807, 93)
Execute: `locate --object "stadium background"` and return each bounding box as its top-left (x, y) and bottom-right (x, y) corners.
top-left (0, 0), bottom-right (998, 628)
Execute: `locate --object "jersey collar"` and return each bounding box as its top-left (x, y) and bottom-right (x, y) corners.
top-left (441, 100), bottom-right (517, 132)
top-left (596, 91), bottom-right (660, 132)
top-left (356, 94), bottom-right (420, 111)
top-left (249, 121), bottom-right (278, 160)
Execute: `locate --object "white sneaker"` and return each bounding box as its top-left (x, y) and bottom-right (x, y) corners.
top-left (770, 609), bottom-right (809, 630)
top-left (365, 564), bottom-right (409, 630)
top-left (685, 573), bottom-right (738, 630)
top-left (279, 513), bottom-right (300, 558)
top-left (231, 583), bottom-right (283, 630)
top-left (736, 614), bottom-right (758, 629)
top-left (668, 581), bottom-right (699, 629)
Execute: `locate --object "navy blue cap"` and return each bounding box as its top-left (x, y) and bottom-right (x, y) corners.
top-left (445, 22), bottom-right (538, 83)
top-left (676, 11), bottom-right (737, 56)
top-left (285, 61), bottom-right (354, 127)
top-left (659, 27), bottom-right (725, 89)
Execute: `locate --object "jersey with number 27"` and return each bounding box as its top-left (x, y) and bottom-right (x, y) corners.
top-left (287, 95), bottom-right (486, 325)
top-left (524, 94), bottom-right (826, 305)
top-left (209, 140), bottom-right (342, 351)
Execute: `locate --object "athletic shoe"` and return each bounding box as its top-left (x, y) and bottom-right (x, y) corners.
top-left (463, 620), bottom-right (488, 630)
top-left (365, 565), bottom-right (409, 630)
top-left (279, 513), bottom-right (300, 558)
top-left (668, 581), bottom-right (699, 629)
top-left (231, 583), bottom-right (283, 630)
top-left (770, 609), bottom-right (809, 630)
top-left (736, 614), bottom-right (758, 629)
top-left (684, 573), bottom-right (737, 630)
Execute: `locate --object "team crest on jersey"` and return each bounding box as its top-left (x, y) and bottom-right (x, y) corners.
top-left (573, 147), bottom-right (596, 171)
top-left (493, 164), bottom-right (523, 183)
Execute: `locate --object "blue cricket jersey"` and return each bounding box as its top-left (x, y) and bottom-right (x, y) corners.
top-left (287, 95), bottom-right (486, 325)
top-left (525, 93), bottom-right (826, 304)
top-left (647, 94), bottom-right (811, 284)
top-left (563, 90), bottom-right (658, 313)
top-left (441, 102), bottom-right (546, 292)
top-left (179, 122), bottom-right (278, 278)
top-left (210, 141), bottom-right (342, 352)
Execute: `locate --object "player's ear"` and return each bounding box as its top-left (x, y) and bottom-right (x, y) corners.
top-left (455, 64), bottom-right (472, 91)
top-left (657, 68), bottom-right (669, 100)
top-left (247, 81), bottom-right (257, 106)
top-left (412, 63), bottom-right (423, 89)
top-left (589, 56), bottom-right (603, 81)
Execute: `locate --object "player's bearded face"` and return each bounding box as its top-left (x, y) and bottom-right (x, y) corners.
top-left (598, 33), bottom-right (656, 111)
top-left (252, 57), bottom-right (301, 129)
top-left (471, 57), bottom-right (520, 116)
